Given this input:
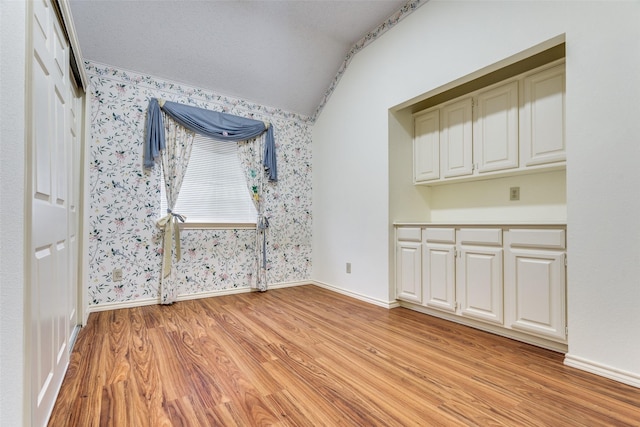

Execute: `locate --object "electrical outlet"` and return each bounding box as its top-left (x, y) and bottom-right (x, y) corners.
top-left (112, 268), bottom-right (123, 282)
top-left (510, 187), bottom-right (520, 201)
top-left (346, 263), bottom-right (352, 274)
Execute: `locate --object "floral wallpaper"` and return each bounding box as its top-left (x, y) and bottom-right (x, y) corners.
top-left (86, 61), bottom-right (312, 306)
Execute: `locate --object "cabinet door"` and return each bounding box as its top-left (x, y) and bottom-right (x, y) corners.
top-left (521, 64), bottom-right (565, 166)
top-left (441, 97), bottom-right (473, 178)
top-left (396, 240), bottom-right (422, 303)
top-left (505, 228), bottom-right (566, 342)
top-left (474, 81), bottom-right (519, 173)
top-left (424, 242), bottom-right (456, 312)
top-left (457, 245), bottom-right (504, 325)
top-left (413, 109), bottom-right (440, 182)
top-left (506, 248), bottom-right (566, 341)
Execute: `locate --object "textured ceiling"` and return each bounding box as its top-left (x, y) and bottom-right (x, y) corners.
top-left (68, 0), bottom-right (412, 118)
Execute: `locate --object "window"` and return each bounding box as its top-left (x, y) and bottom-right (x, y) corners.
top-left (160, 134), bottom-right (257, 227)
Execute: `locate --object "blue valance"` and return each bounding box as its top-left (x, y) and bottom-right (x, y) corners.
top-left (144, 98), bottom-right (277, 181)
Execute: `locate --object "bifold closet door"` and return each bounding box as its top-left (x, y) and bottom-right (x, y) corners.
top-left (29, 0), bottom-right (78, 424)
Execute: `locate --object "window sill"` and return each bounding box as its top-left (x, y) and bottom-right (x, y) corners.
top-left (178, 222), bottom-right (257, 230)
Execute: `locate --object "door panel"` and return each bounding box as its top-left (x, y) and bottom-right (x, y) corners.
top-left (521, 64), bottom-right (566, 166)
top-left (33, 52), bottom-right (52, 199)
top-left (474, 81), bottom-right (519, 173)
top-left (441, 97), bottom-right (473, 178)
top-left (424, 244), bottom-right (456, 312)
top-left (508, 249), bottom-right (566, 341)
top-left (458, 246), bottom-right (503, 324)
top-left (413, 109), bottom-right (440, 182)
top-left (55, 86), bottom-right (67, 204)
top-left (396, 241), bottom-right (422, 303)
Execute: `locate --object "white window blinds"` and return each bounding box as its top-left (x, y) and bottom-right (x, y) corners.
top-left (160, 134), bottom-right (257, 224)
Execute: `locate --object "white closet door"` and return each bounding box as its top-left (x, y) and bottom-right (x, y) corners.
top-left (29, 0), bottom-right (76, 424)
top-left (68, 88), bottom-right (82, 344)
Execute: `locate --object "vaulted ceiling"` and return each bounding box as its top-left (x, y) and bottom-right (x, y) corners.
top-left (68, 0), bottom-right (414, 119)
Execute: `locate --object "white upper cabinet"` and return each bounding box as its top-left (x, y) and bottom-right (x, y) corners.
top-left (412, 61), bottom-right (565, 185)
top-left (413, 109), bottom-right (440, 182)
top-left (441, 97), bottom-right (474, 178)
top-left (520, 64), bottom-right (566, 167)
top-left (474, 81), bottom-right (519, 173)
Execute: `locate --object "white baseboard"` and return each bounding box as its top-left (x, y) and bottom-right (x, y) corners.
top-left (310, 280), bottom-right (398, 309)
top-left (265, 280), bottom-right (310, 290)
top-left (564, 354), bottom-right (640, 389)
top-left (399, 300), bottom-right (568, 353)
top-left (87, 296), bottom-right (160, 313)
top-left (86, 280), bottom-right (310, 313)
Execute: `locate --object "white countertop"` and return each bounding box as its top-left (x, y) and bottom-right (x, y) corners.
top-left (394, 221), bottom-right (567, 227)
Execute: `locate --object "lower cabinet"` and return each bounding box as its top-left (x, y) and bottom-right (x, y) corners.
top-left (457, 228), bottom-right (504, 325)
top-left (396, 224), bottom-right (567, 347)
top-left (423, 228), bottom-right (456, 312)
top-left (396, 227), bottom-right (422, 303)
top-left (504, 228), bottom-right (567, 341)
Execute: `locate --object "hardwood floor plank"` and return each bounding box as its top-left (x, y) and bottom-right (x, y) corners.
top-left (50, 285), bottom-right (640, 426)
top-left (260, 359), bottom-right (371, 426)
top-left (149, 327), bottom-right (200, 403)
top-left (264, 390), bottom-right (323, 427)
top-left (127, 309), bottom-right (173, 426)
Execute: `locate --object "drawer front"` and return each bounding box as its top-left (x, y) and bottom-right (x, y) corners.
top-left (396, 227), bottom-right (422, 242)
top-left (458, 228), bottom-right (502, 246)
top-left (508, 228), bottom-right (566, 249)
top-left (425, 227), bottom-right (456, 244)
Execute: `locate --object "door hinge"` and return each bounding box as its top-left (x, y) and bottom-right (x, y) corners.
top-left (564, 253), bottom-right (567, 267)
top-left (565, 326), bottom-right (568, 336)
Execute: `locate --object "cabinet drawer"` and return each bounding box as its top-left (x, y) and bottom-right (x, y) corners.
top-left (425, 227), bottom-right (456, 244)
top-left (458, 228), bottom-right (502, 246)
top-left (396, 227), bottom-right (422, 242)
top-left (508, 229), bottom-right (565, 249)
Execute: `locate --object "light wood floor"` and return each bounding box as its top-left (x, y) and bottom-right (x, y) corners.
top-left (49, 285), bottom-right (639, 426)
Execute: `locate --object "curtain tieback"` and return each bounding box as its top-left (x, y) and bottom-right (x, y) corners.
top-left (258, 215), bottom-right (269, 230)
top-left (156, 209), bottom-right (186, 278)
top-left (257, 215), bottom-right (269, 270)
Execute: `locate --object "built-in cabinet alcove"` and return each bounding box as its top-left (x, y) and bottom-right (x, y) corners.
top-left (388, 37), bottom-right (567, 352)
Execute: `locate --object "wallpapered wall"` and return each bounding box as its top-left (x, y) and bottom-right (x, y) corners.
top-left (86, 62), bottom-right (313, 306)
